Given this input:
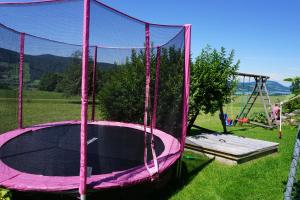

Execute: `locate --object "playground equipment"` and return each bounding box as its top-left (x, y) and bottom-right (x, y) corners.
top-left (234, 72), bottom-right (274, 129)
top-left (0, 1), bottom-right (191, 199)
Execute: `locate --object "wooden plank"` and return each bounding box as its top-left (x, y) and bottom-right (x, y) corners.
top-left (186, 138), bottom-right (255, 155)
top-left (193, 134), bottom-right (278, 149)
top-left (236, 72), bottom-right (270, 79)
top-left (186, 136), bottom-right (277, 156)
top-left (187, 134), bottom-right (278, 150)
top-left (185, 143), bottom-right (277, 162)
top-left (185, 133), bottom-right (279, 165)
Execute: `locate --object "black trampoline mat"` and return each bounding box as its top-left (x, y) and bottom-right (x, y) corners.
top-left (0, 124), bottom-right (165, 176)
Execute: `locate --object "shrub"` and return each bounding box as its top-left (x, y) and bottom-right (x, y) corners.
top-left (98, 47), bottom-right (184, 136)
top-left (283, 98), bottom-right (300, 113)
top-left (249, 112), bottom-right (268, 124)
top-left (38, 72), bottom-right (63, 92)
top-left (0, 188), bottom-right (11, 200)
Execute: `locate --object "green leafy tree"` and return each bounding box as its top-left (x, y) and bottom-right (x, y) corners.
top-left (284, 76), bottom-right (300, 95)
top-left (98, 49), bottom-right (146, 123)
top-left (188, 46), bottom-right (239, 133)
top-left (98, 46), bottom-right (184, 136)
top-left (283, 77), bottom-right (300, 113)
top-left (0, 62), bottom-right (18, 89)
top-left (55, 51), bottom-right (99, 97)
top-left (38, 72), bottom-right (62, 91)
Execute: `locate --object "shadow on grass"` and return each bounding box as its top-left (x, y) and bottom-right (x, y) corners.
top-left (190, 124), bottom-right (257, 136)
top-left (12, 156), bottom-right (213, 200)
top-left (228, 125), bottom-right (257, 133)
top-left (189, 125), bottom-right (215, 135)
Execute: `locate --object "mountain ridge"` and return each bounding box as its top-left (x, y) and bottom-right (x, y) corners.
top-left (236, 80), bottom-right (290, 95)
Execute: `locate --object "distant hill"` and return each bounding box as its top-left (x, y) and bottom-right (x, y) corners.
top-left (236, 80), bottom-right (290, 95)
top-left (0, 47), bottom-right (116, 81)
top-left (1, 47), bottom-right (292, 96)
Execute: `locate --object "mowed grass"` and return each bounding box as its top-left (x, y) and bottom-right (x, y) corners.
top-left (169, 95), bottom-right (296, 200)
top-left (171, 124), bottom-right (297, 200)
top-left (0, 89), bottom-right (101, 133)
top-left (0, 89), bottom-right (298, 200)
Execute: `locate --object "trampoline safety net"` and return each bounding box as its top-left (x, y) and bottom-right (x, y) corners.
top-left (0, 0), bottom-right (191, 195)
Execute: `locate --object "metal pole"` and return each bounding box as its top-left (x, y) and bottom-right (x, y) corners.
top-left (79, 0), bottom-right (90, 199)
top-left (143, 23), bottom-right (152, 175)
top-left (279, 102), bottom-right (282, 139)
top-left (18, 33), bottom-right (25, 129)
top-left (181, 24), bottom-right (191, 152)
top-left (284, 124), bottom-right (300, 200)
top-left (91, 46), bottom-right (97, 121)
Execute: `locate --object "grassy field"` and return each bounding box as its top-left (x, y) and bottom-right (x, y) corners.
top-left (0, 89), bottom-right (299, 200)
top-left (0, 89), bottom-right (101, 133)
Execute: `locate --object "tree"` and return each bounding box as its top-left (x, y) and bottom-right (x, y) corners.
top-left (38, 72), bottom-right (62, 91)
top-left (284, 77), bottom-right (300, 95)
top-left (55, 51), bottom-right (99, 97)
top-left (98, 46), bottom-right (184, 136)
top-left (283, 77), bottom-right (300, 113)
top-left (188, 46), bottom-right (239, 133)
top-left (98, 49), bottom-right (146, 123)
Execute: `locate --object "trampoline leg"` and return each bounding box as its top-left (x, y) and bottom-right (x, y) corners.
top-left (176, 156), bottom-right (182, 179)
top-left (80, 194), bottom-right (86, 200)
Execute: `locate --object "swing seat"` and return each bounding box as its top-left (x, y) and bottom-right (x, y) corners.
top-left (224, 113), bottom-right (233, 126)
top-left (238, 117), bottom-right (249, 124)
top-left (227, 118), bottom-right (233, 126)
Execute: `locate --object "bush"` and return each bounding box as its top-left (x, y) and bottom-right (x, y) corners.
top-left (98, 51), bottom-right (146, 123)
top-left (38, 72), bottom-right (63, 92)
top-left (0, 188), bottom-right (11, 200)
top-left (283, 98), bottom-right (300, 113)
top-left (249, 112), bottom-right (268, 124)
top-left (98, 47), bottom-right (184, 135)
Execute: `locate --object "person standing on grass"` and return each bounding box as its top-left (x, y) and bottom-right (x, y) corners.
top-left (272, 103), bottom-right (280, 124)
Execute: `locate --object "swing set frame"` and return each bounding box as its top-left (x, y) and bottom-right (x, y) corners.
top-left (233, 72), bottom-right (274, 129)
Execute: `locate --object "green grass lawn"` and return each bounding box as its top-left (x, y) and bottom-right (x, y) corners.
top-left (0, 89), bottom-right (101, 133)
top-left (171, 123), bottom-right (298, 200)
top-left (0, 90), bottom-right (298, 200)
top-left (169, 96), bottom-right (297, 200)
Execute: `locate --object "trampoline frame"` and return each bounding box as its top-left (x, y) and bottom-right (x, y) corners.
top-left (0, 121), bottom-right (181, 191)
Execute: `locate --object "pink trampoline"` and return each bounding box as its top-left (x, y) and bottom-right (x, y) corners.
top-left (0, 0), bottom-right (191, 198)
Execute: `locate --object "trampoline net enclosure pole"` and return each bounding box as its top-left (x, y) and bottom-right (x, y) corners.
top-left (18, 32), bottom-right (25, 129)
top-left (91, 46), bottom-right (97, 121)
top-left (79, 0), bottom-right (90, 198)
top-left (152, 46), bottom-right (161, 128)
top-left (181, 24), bottom-right (191, 152)
top-left (143, 23), bottom-right (151, 175)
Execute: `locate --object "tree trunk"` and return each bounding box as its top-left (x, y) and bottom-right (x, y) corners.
top-left (187, 109), bottom-right (200, 134)
top-left (219, 104), bottom-right (227, 133)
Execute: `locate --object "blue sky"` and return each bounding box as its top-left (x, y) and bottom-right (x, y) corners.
top-left (99, 0), bottom-right (300, 86)
top-left (1, 0), bottom-right (299, 85)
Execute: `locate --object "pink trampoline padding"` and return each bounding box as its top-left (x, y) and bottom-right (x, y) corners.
top-left (0, 121), bottom-right (181, 192)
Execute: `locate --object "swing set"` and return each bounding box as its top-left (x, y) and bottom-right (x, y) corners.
top-left (225, 72), bottom-right (275, 129)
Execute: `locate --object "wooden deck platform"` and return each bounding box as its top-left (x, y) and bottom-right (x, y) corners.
top-left (185, 133), bottom-right (279, 165)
